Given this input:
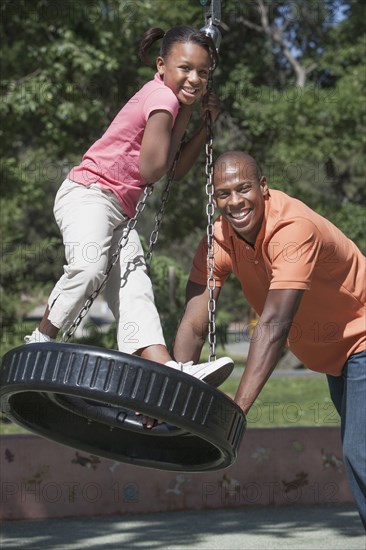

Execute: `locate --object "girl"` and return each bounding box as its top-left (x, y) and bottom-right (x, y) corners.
top-left (25, 26), bottom-right (233, 389)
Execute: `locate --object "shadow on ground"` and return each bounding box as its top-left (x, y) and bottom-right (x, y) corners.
top-left (1, 504), bottom-right (365, 550)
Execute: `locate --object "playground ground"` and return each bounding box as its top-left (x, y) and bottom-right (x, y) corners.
top-left (1, 503), bottom-right (365, 550)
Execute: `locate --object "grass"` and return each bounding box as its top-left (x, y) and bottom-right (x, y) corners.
top-left (0, 419), bottom-right (29, 436)
top-left (202, 344), bottom-right (340, 428)
top-left (220, 371), bottom-right (339, 428)
top-left (0, 345), bottom-right (339, 436)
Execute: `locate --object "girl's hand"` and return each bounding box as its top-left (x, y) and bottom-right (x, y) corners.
top-left (135, 411), bottom-right (163, 429)
top-left (200, 91), bottom-right (222, 123)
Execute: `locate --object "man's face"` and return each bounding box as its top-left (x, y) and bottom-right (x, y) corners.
top-left (213, 160), bottom-right (268, 244)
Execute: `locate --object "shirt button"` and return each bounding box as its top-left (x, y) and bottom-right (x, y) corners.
top-left (254, 260), bottom-right (259, 264)
top-left (246, 246), bottom-right (250, 250)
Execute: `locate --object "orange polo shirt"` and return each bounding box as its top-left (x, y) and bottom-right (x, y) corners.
top-left (190, 190), bottom-right (366, 375)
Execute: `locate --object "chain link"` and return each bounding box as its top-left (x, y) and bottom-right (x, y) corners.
top-left (62, 146), bottom-right (183, 342)
top-left (61, 184), bottom-right (155, 342)
top-left (61, 67), bottom-right (216, 346)
top-left (145, 142), bottom-right (183, 270)
top-left (205, 68), bottom-right (217, 362)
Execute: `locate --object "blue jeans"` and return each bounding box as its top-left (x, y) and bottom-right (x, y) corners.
top-left (327, 350), bottom-right (366, 530)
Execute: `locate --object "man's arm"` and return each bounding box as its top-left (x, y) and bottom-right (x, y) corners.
top-left (173, 281), bottom-right (221, 364)
top-left (234, 288), bottom-right (304, 414)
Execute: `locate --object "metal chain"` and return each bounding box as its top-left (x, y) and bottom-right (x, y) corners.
top-left (62, 49), bottom-right (217, 345)
top-left (205, 68), bottom-right (217, 362)
top-left (145, 140), bottom-right (184, 270)
top-left (62, 145), bottom-right (183, 342)
top-left (61, 184), bottom-right (154, 342)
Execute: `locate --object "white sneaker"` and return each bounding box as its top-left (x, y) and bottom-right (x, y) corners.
top-left (165, 357), bottom-right (234, 387)
top-left (24, 328), bottom-right (55, 344)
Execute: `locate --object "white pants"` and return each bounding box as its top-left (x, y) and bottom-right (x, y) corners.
top-left (47, 179), bottom-right (166, 353)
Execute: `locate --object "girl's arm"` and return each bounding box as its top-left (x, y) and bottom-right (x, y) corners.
top-left (139, 106), bottom-right (193, 183)
top-left (139, 91), bottom-right (221, 183)
top-left (167, 104), bottom-right (194, 170)
top-left (139, 110), bottom-right (175, 183)
top-left (173, 91), bottom-right (221, 180)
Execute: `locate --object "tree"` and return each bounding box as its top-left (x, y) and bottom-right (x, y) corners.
top-left (210, 0), bottom-right (366, 248)
top-left (1, 1), bottom-right (364, 354)
top-left (0, 0), bottom-right (207, 350)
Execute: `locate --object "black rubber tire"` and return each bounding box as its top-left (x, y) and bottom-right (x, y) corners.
top-left (0, 342), bottom-right (246, 471)
top-left (47, 393), bottom-right (187, 435)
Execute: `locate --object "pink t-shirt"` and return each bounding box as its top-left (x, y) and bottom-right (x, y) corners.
top-left (68, 73), bottom-right (180, 218)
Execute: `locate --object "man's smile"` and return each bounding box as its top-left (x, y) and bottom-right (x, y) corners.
top-left (228, 208), bottom-right (252, 223)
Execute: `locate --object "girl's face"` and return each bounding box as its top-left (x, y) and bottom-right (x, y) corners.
top-left (156, 42), bottom-right (211, 105)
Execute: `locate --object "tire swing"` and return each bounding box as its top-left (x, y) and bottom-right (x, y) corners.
top-left (0, 5), bottom-right (246, 472)
top-left (0, 342), bottom-right (245, 471)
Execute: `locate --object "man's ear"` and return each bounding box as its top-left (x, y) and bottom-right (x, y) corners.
top-left (156, 56), bottom-right (165, 76)
top-left (260, 176), bottom-right (269, 196)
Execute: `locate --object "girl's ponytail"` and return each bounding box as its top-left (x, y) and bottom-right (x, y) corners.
top-left (138, 25), bottom-right (218, 70)
top-left (138, 28), bottom-right (165, 65)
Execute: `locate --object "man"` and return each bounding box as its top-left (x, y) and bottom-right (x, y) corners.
top-left (173, 151), bottom-right (366, 528)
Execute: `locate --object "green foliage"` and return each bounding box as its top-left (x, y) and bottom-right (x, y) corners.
top-left (317, 202), bottom-right (366, 252)
top-left (149, 254), bottom-right (188, 349)
top-left (1, 0), bottom-right (364, 347)
top-left (75, 322), bottom-right (118, 351)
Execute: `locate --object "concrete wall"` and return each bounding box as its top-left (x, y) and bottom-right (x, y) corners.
top-left (1, 427), bottom-right (353, 520)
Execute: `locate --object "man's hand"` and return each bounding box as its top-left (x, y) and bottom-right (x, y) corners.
top-left (173, 281), bottom-right (221, 364)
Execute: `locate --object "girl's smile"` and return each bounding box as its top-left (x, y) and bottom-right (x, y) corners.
top-left (157, 42), bottom-right (211, 105)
